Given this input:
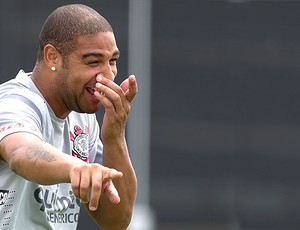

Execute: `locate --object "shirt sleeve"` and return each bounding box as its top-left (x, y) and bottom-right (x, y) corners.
top-left (0, 97), bottom-right (43, 141)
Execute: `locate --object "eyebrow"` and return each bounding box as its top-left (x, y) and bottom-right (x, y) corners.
top-left (82, 50), bottom-right (120, 59)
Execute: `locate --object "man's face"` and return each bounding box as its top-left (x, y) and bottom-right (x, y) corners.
top-left (58, 32), bottom-right (120, 114)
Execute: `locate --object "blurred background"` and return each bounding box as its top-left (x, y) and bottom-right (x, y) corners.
top-left (1, 0), bottom-right (300, 229)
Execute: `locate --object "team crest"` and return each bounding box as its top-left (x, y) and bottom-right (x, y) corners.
top-left (70, 125), bottom-right (89, 162)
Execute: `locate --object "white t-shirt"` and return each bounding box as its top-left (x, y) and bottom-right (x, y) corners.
top-left (0, 70), bottom-right (103, 229)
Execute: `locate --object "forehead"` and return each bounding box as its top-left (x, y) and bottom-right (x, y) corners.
top-left (74, 32), bottom-right (119, 56)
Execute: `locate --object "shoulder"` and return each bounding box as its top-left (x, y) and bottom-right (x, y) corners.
top-left (1, 89), bottom-right (46, 118)
top-left (1, 70), bottom-right (47, 111)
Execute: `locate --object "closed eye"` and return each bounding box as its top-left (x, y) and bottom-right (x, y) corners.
top-left (110, 58), bottom-right (118, 65)
top-left (88, 60), bottom-right (100, 66)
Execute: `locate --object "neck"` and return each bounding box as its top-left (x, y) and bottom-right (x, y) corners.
top-left (31, 65), bottom-right (71, 119)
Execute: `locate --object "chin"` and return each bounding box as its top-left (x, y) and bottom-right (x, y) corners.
top-left (84, 107), bottom-right (100, 114)
top-left (80, 99), bottom-right (102, 113)
top-left (75, 104), bottom-right (100, 114)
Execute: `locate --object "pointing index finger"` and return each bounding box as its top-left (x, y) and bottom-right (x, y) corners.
top-left (88, 168), bottom-right (123, 211)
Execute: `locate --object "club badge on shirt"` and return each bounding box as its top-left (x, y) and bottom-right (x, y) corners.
top-left (70, 125), bottom-right (89, 162)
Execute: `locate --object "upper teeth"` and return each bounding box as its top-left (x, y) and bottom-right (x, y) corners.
top-left (93, 88), bottom-right (105, 96)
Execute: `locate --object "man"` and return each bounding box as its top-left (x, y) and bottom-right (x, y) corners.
top-left (0, 4), bottom-right (137, 230)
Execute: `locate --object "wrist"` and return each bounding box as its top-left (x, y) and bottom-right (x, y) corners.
top-left (101, 131), bottom-right (126, 145)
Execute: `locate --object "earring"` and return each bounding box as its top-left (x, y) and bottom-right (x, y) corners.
top-left (51, 66), bottom-right (56, 71)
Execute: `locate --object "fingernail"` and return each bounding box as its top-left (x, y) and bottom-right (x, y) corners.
top-left (129, 75), bottom-right (135, 82)
top-left (89, 204), bottom-right (97, 211)
top-left (95, 82), bottom-right (102, 87)
top-left (97, 75), bottom-right (103, 81)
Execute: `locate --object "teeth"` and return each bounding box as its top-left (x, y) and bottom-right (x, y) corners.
top-left (93, 88), bottom-right (105, 96)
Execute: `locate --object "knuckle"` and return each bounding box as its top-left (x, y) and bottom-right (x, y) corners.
top-left (71, 165), bottom-right (81, 174)
top-left (111, 93), bottom-right (121, 103)
top-left (115, 87), bottom-right (123, 95)
top-left (91, 163), bottom-right (102, 171)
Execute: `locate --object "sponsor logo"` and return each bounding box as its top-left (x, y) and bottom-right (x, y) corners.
top-left (70, 125), bottom-right (89, 162)
top-left (34, 187), bottom-right (81, 224)
top-left (0, 190), bottom-right (9, 205)
top-left (34, 188), bottom-right (80, 212)
top-left (47, 212), bottom-right (79, 224)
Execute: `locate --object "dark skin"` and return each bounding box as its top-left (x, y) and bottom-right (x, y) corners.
top-left (0, 32), bottom-right (137, 230)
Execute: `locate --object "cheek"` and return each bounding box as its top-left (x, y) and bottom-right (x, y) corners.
top-left (112, 66), bottom-right (118, 78)
top-left (67, 75), bottom-right (86, 91)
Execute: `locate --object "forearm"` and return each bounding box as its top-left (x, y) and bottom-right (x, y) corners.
top-left (102, 137), bottom-right (137, 206)
top-left (89, 74), bottom-right (138, 229)
top-left (0, 133), bottom-right (83, 185)
top-left (89, 137), bottom-right (137, 229)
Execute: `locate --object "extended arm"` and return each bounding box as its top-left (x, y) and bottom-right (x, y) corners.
top-left (0, 133), bottom-right (80, 184)
top-left (0, 132), bottom-right (123, 207)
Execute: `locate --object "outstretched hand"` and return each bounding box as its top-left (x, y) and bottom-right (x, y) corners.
top-left (69, 163), bottom-right (123, 211)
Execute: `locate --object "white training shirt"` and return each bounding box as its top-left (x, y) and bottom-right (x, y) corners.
top-left (0, 70), bottom-right (103, 229)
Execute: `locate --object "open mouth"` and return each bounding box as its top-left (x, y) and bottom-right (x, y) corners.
top-left (86, 87), bottom-right (105, 96)
top-left (86, 87), bottom-right (95, 95)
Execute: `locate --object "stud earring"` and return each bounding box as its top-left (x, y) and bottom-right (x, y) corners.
top-left (51, 66), bottom-right (56, 71)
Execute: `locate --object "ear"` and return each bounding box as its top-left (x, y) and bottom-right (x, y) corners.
top-left (43, 44), bottom-right (62, 70)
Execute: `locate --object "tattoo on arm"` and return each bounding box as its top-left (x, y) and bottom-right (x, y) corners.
top-left (26, 143), bottom-right (56, 164)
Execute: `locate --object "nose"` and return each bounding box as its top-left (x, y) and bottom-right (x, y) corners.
top-left (100, 62), bottom-right (115, 81)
